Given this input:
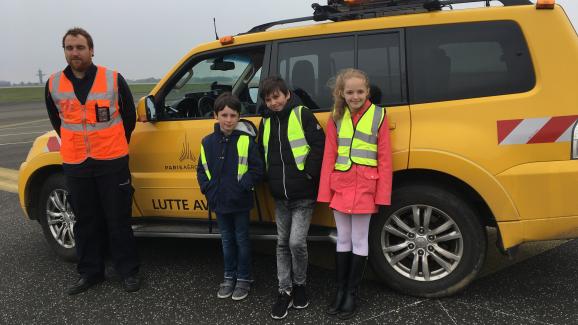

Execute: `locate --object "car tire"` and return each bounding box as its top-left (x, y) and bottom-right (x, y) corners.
top-left (37, 173), bottom-right (77, 262)
top-left (369, 184), bottom-right (486, 297)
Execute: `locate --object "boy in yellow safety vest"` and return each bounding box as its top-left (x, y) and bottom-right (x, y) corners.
top-left (197, 93), bottom-right (263, 301)
top-left (257, 76), bottom-right (325, 320)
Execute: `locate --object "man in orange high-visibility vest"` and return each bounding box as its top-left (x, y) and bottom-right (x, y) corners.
top-left (45, 27), bottom-right (140, 295)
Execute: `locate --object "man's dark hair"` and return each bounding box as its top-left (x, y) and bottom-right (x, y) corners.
top-left (62, 27), bottom-right (94, 49)
top-left (214, 92), bottom-right (242, 114)
top-left (259, 76), bottom-right (290, 100)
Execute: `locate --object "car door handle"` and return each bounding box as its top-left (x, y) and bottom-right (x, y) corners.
top-left (389, 122), bottom-right (396, 130)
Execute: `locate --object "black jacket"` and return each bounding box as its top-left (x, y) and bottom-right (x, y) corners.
top-left (258, 92), bottom-right (325, 201)
top-left (197, 121), bottom-right (264, 215)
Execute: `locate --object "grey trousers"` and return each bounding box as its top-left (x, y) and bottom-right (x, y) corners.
top-left (275, 198), bottom-right (315, 292)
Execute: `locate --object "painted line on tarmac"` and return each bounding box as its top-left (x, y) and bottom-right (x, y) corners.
top-left (0, 131), bottom-right (46, 137)
top-left (0, 125), bottom-right (51, 131)
top-left (0, 118), bottom-right (48, 130)
top-left (0, 141), bottom-right (34, 146)
top-left (0, 167), bottom-right (18, 193)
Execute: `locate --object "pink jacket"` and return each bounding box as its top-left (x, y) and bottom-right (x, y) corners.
top-left (317, 100), bottom-right (393, 214)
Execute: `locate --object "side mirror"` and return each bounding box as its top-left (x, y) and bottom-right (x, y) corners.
top-left (145, 95), bottom-right (157, 122)
top-left (136, 96), bottom-right (147, 122)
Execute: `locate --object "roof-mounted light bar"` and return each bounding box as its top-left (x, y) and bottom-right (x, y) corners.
top-left (245, 0), bottom-right (533, 34)
top-left (536, 0), bottom-right (555, 9)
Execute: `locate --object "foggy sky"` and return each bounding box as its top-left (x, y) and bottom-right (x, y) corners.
top-left (1, 0), bottom-right (576, 83)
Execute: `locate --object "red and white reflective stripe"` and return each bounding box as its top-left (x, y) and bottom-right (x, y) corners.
top-left (45, 136), bottom-right (61, 152)
top-left (497, 115), bottom-right (578, 145)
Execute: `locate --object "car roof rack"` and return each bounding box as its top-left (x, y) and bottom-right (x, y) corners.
top-left (245, 0), bottom-right (532, 34)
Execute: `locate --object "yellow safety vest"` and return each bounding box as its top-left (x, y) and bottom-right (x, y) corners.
top-left (200, 134), bottom-right (250, 181)
top-left (335, 104), bottom-right (385, 171)
top-left (262, 106), bottom-right (310, 171)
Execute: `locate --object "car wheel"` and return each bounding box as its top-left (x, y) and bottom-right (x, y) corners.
top-left (37, 173), bottom-right (77, 262)
top-left (369, 184), bottom-right (486, 297)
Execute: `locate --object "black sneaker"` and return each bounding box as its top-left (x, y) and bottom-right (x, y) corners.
top-left (270, 290), bottom-right (292, 320)
top-left (122, 275), bottom-right (141, 293)
top-left (292, 284), bottom-right (309, 309)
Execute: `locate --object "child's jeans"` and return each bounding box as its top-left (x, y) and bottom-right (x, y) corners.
top-left (274, 198), bottom-right (315, 292)
top-left (216, 211), bottom-right (252, 283)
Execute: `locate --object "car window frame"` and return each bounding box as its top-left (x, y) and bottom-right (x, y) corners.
top-left (270, 28), bottom-right (408, 112)
top-left (154, 42), bottom-right (271, 121)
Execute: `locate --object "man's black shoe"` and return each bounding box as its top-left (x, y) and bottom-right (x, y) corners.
top-left (122, 275), bottom-right (140, 293)
top-left (67, 277), bottom-right (104, 295)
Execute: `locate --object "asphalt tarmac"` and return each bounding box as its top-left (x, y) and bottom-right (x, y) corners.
top-left (0, 102), bottom-right (576, 324)
top-left (0, 189), bottom-right (577, 324)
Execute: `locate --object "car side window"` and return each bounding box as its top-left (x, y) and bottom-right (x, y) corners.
top-left (276, 32), bottom-right (405, 111)
top-left (407, 21), bottom-right (535, 104)
top-left (358, 32), bottom-right (405, 106)
top-left (277, 36), bottom-right (355, 111)
top-left (160, 47), bottom-right (265, 120)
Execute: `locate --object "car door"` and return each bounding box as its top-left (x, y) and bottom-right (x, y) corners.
top-left (130, 44), bottom-right (270, 222)
top-left (270, 30), bottom-right (411, 227)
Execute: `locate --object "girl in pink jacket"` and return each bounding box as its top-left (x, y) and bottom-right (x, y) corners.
top-left (317, 68), bottom-right (392, 320)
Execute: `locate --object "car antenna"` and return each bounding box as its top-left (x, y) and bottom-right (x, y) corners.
top-left (213, 17), bottom-right (219, 40)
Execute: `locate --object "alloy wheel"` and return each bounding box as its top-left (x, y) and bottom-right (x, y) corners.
top-left (381, 205), bottom-right (463, 281)
top-left (45, 189), bottom-right (75, 249)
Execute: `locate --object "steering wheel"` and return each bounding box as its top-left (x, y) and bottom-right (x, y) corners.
top-left (197, 96), bottom-right (215, 117)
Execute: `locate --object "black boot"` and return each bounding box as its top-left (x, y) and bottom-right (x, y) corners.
top-left (338, 254), bottom-right (367, 320)
top-left (326, 251), bottom-right (351, 315)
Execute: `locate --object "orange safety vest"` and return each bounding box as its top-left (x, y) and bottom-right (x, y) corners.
top-left (48, 66), bottom-right (128, 164)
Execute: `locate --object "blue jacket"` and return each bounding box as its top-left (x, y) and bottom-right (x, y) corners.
top-left (197, 120), bottom-right (263, 215)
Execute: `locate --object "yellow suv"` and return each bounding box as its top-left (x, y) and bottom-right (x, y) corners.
top-left (18, 0), bottom-right (578, 297)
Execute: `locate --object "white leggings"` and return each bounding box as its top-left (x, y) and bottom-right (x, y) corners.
top-left (333, 210), bottom-right (372, 256)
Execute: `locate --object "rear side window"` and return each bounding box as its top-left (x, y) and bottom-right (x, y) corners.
top-left (407, 21), bottom-right (535, 104)
top-left (276, 31), bottom-right (404, 111)
top-left (358, 33), bottom-right (404, 106)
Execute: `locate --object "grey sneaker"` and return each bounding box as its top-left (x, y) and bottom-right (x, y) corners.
top-left (232, 281), bottom-right (251, 301)
top-left (217, 279), bottom-right (235, 299)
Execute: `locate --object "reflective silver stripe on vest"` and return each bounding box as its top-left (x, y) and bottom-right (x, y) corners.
top-left (61, 114), bottom-right (123, 132)
top-left (336, 156), bottom-right (350, 165)
top-left (50, 72), bottom-right (76, 102)
top-left (86, 69), bottom-right (117, 116)
top-left (335, 118), bottom-right (342, 132)
top-left (294, 106), bottom-right (303, 125)
top-left (238, 156), bottom-right (248, 167)
top-left (350, 148), bottom-right (377, 160)
top-left (338, 137), bottom-right (352, 146)
top-left (354, 130), bottom-right (378, 144)
top-left (238, 156), bottom-right (248, 181)
top-left (294, 154), bottom-right (307, 166)
top-left (85, 93), bottom-right (113, 100)
top-left (290, 138), bottom-right (308, 147)
top-left (371, 105), bottom-right (383, 134)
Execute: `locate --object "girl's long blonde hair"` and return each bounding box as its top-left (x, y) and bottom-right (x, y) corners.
top-left (330, 68), bottom-right (370, 122)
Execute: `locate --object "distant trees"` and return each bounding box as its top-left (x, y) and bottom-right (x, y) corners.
top-left (126, 77), bottom-right (161, 84)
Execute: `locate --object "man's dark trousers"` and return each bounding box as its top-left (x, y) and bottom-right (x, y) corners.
top-left (67, 163), bottom-right (139, 280)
